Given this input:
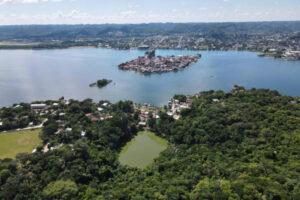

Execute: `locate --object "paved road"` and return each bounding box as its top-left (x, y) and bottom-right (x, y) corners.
top-left (0, 119), bottom-right (48, 134)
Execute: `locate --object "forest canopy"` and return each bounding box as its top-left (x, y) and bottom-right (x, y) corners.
top-left (0, 87), bottom-right (300, 199)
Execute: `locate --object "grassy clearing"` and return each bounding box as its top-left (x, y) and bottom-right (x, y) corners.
top-left (0, 129), bottom-right (42, 159)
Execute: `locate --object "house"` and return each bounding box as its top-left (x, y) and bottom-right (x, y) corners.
top-left (66, 128), bottom-right (72, 132)
top-left (138, 45), bottom-right (150, 50)
top-left (180, 104), bottom-right (189, 109)
top-left (50, 144), bottom-right (63, 151)
top-left (81, 131), bottom-right (86, 137)
top-left (167, 111), bottom-right (173, 116)
top-left (91, 117), bottom-right (99, 122)
top-left (138, 122), bottom-right (147, 126)
top-left (97, 107), bottom-right (104, 112)
top-left (173, 115), bottom-right (180, 120)
top-left (42, 143), bottom-right (50, 153)
top-left (102, 103), bottom-right (108, 107)
top-left (55, 128), bottom-right (64, 135)
top-left (291, 100), bottom-right (297, 104)
top-left (0, 122), bottom-right (2, 126)
top-left (31, 104), bottom-right (47, 110)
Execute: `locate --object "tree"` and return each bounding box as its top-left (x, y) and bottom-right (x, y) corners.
top-left (42, 180), bottom-right (78, 200)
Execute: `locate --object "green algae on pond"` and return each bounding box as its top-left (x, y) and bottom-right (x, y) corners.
top-left (119, 131), bottom-right (168, 168)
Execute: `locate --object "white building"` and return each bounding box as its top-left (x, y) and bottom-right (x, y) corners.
top-left (138, 122), bottom-right (147, 126)
top-left (167, 111), bottom-right (173, 116)
top-left (81, 131), bottom-right (86, 137)
top-left (173, 115), bottom-right (180, 120)
top-left (31, 104), bottom-right (47, 109)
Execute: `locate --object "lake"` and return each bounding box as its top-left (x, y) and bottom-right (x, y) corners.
top-left (119, 131), bottom-right (168, 168)
top-left (0, 48), bottom-right (300, 108)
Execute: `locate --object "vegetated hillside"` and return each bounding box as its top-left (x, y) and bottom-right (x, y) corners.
top-left (0, 88), bottom-right (300, 199)
top-left (0, 21), bottom-right (300, 41)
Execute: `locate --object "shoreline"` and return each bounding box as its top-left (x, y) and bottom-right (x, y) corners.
top-left (0, 44), bottom-right (298, 61)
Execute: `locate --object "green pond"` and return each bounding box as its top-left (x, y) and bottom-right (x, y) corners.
top-left (119, 131), bottom-right (168, 168)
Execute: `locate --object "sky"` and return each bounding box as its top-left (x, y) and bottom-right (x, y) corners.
top-left (0, 0), bottom-right (299, 25)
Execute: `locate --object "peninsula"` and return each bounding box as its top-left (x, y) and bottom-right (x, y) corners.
top-left (118, 50), bottom-right (201, 74)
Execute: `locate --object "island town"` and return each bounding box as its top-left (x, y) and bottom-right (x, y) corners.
top-left (118, 50), bottom-right (201, 74)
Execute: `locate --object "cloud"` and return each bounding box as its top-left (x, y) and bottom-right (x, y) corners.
top-left (0, 0), bottom-right (61, 6)
top-left (0, 4), bottom-right (299, 25)
top-left (120, 10), bottom-right (137, 18)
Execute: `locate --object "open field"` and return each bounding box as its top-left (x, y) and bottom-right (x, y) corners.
top-left (0, 129), bottom-right (42, 159)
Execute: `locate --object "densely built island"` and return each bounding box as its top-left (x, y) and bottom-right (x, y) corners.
top-left (118, 50), bottom-right (201, 74)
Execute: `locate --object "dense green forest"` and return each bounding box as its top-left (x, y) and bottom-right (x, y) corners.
top-left (0, 22), bottom-right (300, 41)
top-left (0, 88), bottom-right (300, 199)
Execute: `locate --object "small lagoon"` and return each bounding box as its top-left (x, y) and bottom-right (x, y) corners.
top-left (119, 131), bottom-right (168, 168)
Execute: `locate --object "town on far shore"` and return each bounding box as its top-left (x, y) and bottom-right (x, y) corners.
top-left (118, 50), bottom-right (201, 74)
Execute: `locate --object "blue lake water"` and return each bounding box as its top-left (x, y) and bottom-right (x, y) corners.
top-left (0, 48), bottom-right (299, 108)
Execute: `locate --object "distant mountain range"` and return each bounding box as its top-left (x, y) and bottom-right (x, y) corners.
top-left (0, 21), bottom-right (300, 41)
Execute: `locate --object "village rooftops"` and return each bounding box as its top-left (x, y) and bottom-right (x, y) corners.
top-left (118, 53), bottom-right (201, 74)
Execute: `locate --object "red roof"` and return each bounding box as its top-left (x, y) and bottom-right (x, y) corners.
top-left (91, 117), bottom-right (99, 122)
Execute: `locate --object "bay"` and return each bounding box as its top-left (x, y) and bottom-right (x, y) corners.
top-left (0, 48), bottom-right (300, 108)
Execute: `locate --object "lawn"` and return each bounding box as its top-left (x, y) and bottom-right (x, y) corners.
top-left (0, 129), bottom-right (42, 159)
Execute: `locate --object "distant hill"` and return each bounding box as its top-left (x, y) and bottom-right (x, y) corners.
top-left (0, 21), bottom-right (300, 41)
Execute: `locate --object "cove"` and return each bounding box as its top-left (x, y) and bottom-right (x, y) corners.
top-left (119, 131), bottom-right (168, 169)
